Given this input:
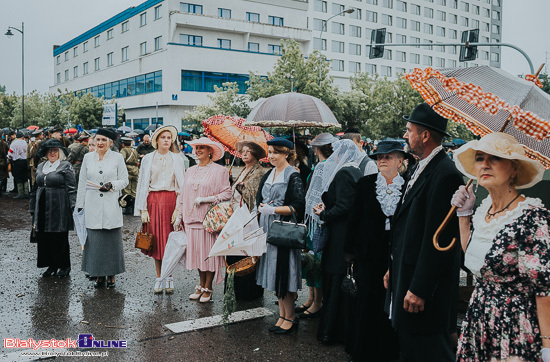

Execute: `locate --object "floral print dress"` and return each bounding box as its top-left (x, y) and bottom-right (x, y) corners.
top-left (457, 196), bottom-right (550, 362)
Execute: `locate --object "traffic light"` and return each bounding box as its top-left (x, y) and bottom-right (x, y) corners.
top-left (459, 29), bottom-right (479, 62)
top-left (119, 113), bottom-right (126, 124)
top-left (369, 28), bottom-right (386, 59)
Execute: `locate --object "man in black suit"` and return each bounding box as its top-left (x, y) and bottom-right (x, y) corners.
top-left (386, 103), bottom-right (463, 361)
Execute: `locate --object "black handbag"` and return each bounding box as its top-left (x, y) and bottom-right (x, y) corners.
top-left (311, 224), bottom-right (328, 254)
top-left (341, 262), bottom-right (358, 297)
top-left (266, 207), bottom-right (307, 249)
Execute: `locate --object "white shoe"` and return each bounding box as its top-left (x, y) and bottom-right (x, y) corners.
top-left (153, 278), bottom-right (163, 294)
top-left (189, 285), bottom-right (203, 300)
top-left (199, 288), bottom-right (213, 303)
top-left (165, 277), bottom-right (174, 294)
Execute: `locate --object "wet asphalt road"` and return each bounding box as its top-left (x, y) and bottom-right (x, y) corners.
top-left (0, 182), bottom-right (349, 361)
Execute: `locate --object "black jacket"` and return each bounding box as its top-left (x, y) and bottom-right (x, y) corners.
top-left (30, 161), bottom-right (77, 233)
top-left (319, 166), bottom-right (363, 274)
top-left (388, 150), bottom-right (463, 334)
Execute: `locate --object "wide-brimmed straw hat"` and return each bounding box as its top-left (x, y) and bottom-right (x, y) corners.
top-left (187, 137), bottom-right (225, 161)
top-left (454, 132), bottom-right (545, 189)
top-left (151, 125), bottom-right (178, 149)
top-left (235, 141), bottom-right (266, 160)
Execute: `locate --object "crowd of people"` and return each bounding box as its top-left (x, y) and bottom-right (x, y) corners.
top-left (2, 100), bottom-right (549, 361)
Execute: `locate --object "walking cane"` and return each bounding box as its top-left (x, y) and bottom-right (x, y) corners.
top-left (433, 179), bottom-right (473, 251)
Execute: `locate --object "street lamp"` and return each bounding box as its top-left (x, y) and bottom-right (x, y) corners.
top-left (5, 22), bottom-right (24, 129)
top-left (318, 9), bottom-right (355, 85)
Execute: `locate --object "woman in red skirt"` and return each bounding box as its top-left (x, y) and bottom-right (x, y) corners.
top-left (135, 126), bottom-right (185, 294)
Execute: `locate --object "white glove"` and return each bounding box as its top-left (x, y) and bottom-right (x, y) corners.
top-left (173, 217), bottom-right (182, 231)
top-left (451, 184), bottom-right (476, 217)
top-left (141, 210), bottom-right (150, 223)
top-left (258, 204), bottom-right (276, 215)
top-left (542, 348), bottom-right (550, 362)
top-left (171, 208), bottom-right (178, 224)
top-left (194, 196), bottom-right (216, 207)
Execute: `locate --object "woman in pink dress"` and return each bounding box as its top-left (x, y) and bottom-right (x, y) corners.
top-left (175, 138), bottom-right (231, 303)
top-left (135, 126), bottom-right (185, 294)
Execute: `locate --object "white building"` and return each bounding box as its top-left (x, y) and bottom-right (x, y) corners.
top-left (50, 0), bottom-right (503, 130)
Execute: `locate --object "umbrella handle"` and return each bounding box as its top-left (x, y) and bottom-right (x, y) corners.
top-left (433, 179), bottom-right (473, 251)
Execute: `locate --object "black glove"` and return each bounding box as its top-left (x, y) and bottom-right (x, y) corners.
top-left (99, 182), bottom-right (113, 192)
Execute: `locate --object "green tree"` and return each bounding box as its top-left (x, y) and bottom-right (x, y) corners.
top-left (10, 90), bottom-right (44, 128)
top-left (540, 72), bottom-right (550, 95)
top-left (184, 82), bottom-right (251, 127)
top-left (246, 39), bottom-right (340, 113)
top-left (58, 89), bottom-right (104, 129)
top-left (0, 85), bottom-right (5, 94)
top-left (0, 92), bottom-right (17, 128)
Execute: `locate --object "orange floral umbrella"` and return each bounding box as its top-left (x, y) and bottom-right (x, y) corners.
top-left (202, 115), bottom-right (273, 159)
top-left (404, 66), bottom-right (550, 169)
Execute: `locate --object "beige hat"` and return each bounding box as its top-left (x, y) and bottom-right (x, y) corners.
top-left (187, 137), bottom-right (225, 161)
top-left (151, 125), bottom-right (178, 149)
top-left (454, 132), bottom-right (545, 189)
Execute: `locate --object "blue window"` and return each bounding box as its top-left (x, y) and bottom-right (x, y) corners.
top-left (181, 70), bottom-right (250, 94)
top-left (180, 34), bottom-right (202, 46)
top-left (218, 39), bottom-right (231, 49)
top-left (247, 12), bottom-right (260, 22)
top-left (180, 2), bottom-right (203, 14)
top-left (77, 71), bottom-right (161, 100)
top-left (248, 42), bottom-right (260, 52)
top-left (218, 8), bottom-right (231, 18)
top-left (135, 75), bottom-right (145, 95)
top-left (268, 44), bottom-right (282, 55)
top-left (268, 16), bottom-right (284, 26)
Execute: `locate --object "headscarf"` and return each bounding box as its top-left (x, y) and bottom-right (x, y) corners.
top-left (304, 139), bottom-right (363, 233)
top-left (320, 139), bottom-right (363, 193)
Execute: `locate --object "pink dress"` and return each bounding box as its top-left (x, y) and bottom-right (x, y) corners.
top-left (178, 163), bottom-right (231, 284)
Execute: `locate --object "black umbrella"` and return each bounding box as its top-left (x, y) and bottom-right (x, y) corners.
top-left (144, 124), bottom-right (161, 132)
top-left (134, 129), bottom-right (145, 135)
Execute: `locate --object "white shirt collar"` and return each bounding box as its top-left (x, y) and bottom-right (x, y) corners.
top-left (42, 159), bottom-right (61, 175)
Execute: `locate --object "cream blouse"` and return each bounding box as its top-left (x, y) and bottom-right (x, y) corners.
top-left (149, 151), bottom-right (177, 191)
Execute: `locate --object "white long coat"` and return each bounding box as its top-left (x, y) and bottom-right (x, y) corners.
top-left (134, 151), bottom-right (186, 216)
top-left (76, 149), bottom-right (129, 229)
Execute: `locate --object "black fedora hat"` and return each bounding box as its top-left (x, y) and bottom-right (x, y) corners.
top-left (371, 140), bottom-right (406, 157)
top-left (37, 138), bottom-right (69, 158)
top-left (403, 103), bottom-right (450, 137)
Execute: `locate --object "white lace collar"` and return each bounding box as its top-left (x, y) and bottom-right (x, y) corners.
top-left (472, 195), bottom-right (543, 237)
top-left (42, 159), bottom-right (61, 175)
top-left (375, 172), bottom-right (404, 217)
top-left (465, 195), bottom-right (543, 277)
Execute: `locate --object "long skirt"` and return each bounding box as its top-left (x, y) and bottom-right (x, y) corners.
top-left (36, 196), bottom-right (71, 268)
top-left (185, 223), bottom-right (224, 285)
top-left (81, 228), bottom-right (125, 277)
top-left (143, 190), bottom-right (176, 260)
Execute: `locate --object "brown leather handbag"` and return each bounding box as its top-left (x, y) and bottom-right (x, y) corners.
top-left (135, 223), bottom-right (154, 252)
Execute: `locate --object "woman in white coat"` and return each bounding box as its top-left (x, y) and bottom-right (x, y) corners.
top-left (76, 128), bottom-right (129, 288)
top-left (135, 126), bottom-right (185, 294)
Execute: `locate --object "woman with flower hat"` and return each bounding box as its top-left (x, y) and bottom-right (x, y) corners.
top-left (451, 132), bottom-right (550, 361)
top-left (175, 138), bottom-right (231, 303)
top-left (135, 125), bottom-right (185, 294)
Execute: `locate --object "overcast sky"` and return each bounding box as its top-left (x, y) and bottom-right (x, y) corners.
top-left (1, 0), bottom-right (548, 95)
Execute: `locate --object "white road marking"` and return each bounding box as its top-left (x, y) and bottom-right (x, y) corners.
top-left (164, 307), bottom-right (273, 333)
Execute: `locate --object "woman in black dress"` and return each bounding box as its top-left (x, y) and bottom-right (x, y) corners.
top-left (30, 139), bottom-right (77, 278)
top-left (344, 140), bottom-right (409, 361)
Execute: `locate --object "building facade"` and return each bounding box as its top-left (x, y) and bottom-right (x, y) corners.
top-left (50, 0), bottom-right (503, 130)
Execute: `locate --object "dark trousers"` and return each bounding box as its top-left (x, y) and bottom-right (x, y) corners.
top-left (12, 159), bottom-right (28, 184)
top-left (397, 328), bottom-right (455, 362)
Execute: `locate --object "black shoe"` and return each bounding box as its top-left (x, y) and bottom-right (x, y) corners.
top-left (298, 309), bottom-right (321, 319)
top-left (295, 304), bottom-right (311, 313)
top-left (269, 316), bottom-right (284, 332)
top-left (42, 267), bottom-right (57, 277)
top-left (317, 335), bottom-right (332, 345)
top-left (274, 318), bottom-right (299, 334)
top-left (94, 278), bottom-right (105, 288)
top-left (106, 276), bottom-right (115, 288)
top-left (56, 267), bottom-right (71, 278)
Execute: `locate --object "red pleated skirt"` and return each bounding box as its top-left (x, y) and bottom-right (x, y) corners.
top-left (143, 191), bottom-right (177, 260)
